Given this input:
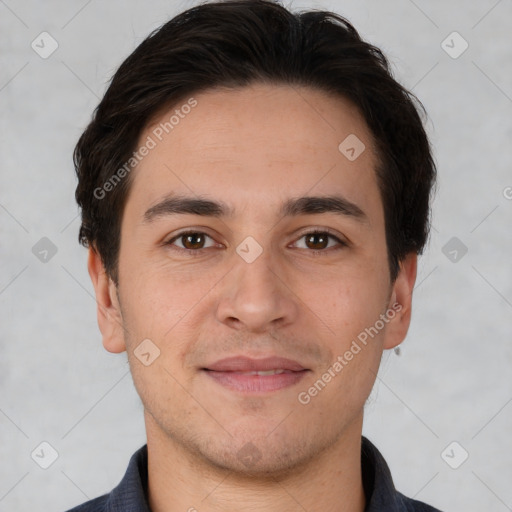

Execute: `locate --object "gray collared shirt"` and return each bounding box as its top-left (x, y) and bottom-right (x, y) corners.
top-left (64, 436), bottom-right (443, 511)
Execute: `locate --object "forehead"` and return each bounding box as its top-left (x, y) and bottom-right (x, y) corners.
top-left (126, 83), bottom-right (382, 224)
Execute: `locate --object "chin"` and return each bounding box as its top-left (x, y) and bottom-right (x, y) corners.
top-left (191, 430), bottom-right (326, 480)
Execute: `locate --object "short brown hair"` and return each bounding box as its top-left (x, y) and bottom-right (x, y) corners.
top-left (74, 0), bottom-right (436, 284)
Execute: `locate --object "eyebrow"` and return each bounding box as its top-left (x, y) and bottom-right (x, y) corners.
top-left (143, 194), bottom-right (368, 224)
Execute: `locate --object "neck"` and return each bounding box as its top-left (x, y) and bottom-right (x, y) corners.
top-left (145, 412), bottom-right (366, 512)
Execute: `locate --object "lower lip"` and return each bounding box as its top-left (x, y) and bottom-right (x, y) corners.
top-left (203, 370), bottom-right (309, 393)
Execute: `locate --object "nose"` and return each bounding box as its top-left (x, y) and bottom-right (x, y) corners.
top-left (215, 247), bottom-right (299, 333)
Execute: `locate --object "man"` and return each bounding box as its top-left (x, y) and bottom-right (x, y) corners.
top-left (66, 0), bottom-right (440, 510)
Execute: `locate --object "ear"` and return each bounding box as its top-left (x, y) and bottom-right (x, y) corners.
top-left (87, 246), bottom-right (127, 353)
top-left (382, 252), bottom-right (417, 350)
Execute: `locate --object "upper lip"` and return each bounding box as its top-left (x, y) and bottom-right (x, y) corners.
top-left (203, 356), bottom-right (307, 372)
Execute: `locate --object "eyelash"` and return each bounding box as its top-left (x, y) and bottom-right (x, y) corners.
top-left (164, 228), bottom-right (347, 256)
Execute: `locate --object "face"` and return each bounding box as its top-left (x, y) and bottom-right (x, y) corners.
top-left (90, 83), bottom-right (416, 476)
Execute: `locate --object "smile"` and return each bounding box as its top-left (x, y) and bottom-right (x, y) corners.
top-left (202, 368), bottom-right (309, 393)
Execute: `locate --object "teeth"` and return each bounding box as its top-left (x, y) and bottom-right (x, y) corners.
top-left (238, 369), bottom-right (289, 376)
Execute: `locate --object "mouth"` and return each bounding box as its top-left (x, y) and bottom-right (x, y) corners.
top-left (201, 356), bottom-right (310, 393)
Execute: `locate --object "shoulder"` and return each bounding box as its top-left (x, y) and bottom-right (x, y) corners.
top-left (397, 491), bottom-right (444, 511)
top-left (61, 444), bottom-right (149, 512)
top-left (63, 493), bottom-right (109, 512)
top-left (361, 437), bottom-right (444, 512)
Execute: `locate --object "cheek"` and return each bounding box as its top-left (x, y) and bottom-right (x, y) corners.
top-left (305, 280), bottom-right (387, 409)
top-left (118, 262), bottom-right (218, 364)
top-left (301, 263), bottom-right (389, 344)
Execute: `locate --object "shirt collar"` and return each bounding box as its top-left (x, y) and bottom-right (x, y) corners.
top-left (104, 436), bottom-right (423, 511)
top-left (361, 436), bottom-right (404, 511)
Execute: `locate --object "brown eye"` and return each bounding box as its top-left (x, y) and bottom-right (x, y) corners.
top-left (293, 230), bottom-right (346, 252)
top-left (181, 232), bottom-right (206, 250)
top-left (305, 232), bottom-right (330, 250)
top-left (166, 231), bottom-right (216, 252)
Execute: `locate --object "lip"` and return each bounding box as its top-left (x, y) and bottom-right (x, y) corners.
top-left (203, 356), bottom-right (307, 372)
top-left (202, 356), bottom-right (309, 393)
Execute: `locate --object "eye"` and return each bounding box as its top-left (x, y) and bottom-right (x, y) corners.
top-left (165, 231), bottom-right (218, 253)
top-left (164, 228), bottom-right (347, 255)
top-left (292, 229), bottom-right (347, 252)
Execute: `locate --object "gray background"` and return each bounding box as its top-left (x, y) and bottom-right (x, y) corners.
top-left (1, 0), bottom-right (511, 511)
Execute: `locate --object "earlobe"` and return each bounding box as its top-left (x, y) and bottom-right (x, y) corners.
top-left (382, 252), bottom-right (418, 350)
top-left (87, 247), bottom-right (127, 354)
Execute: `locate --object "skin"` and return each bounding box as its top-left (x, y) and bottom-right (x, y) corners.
top-left (88, 83), bottom-right (417, 512)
